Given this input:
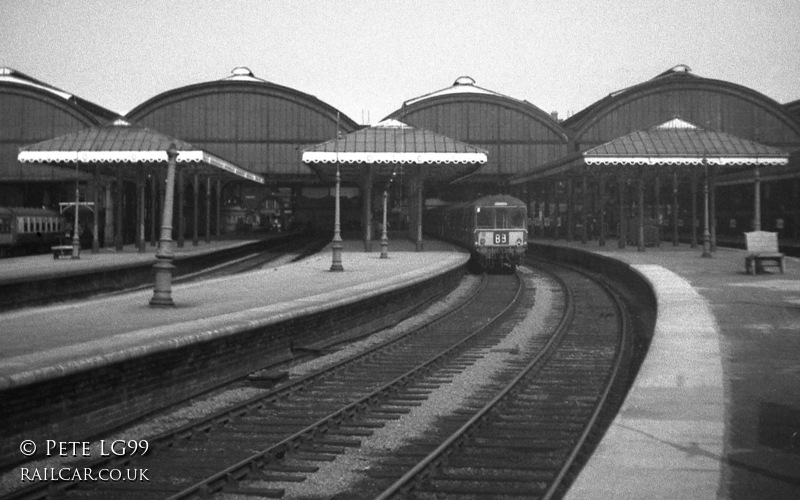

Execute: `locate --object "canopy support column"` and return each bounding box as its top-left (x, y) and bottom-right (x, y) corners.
top-left (710, 164), bottom-right (717, 252)
top-left (566, 176), bottom-right (573, 242)
top-left (137, 168), bottom-right (145, 253)
top-left (581, 173), bottom-right (588, 244)
top-left (150, 169), bottom-right (157, 247)
top-left (702, 161), bottom-right (712, 258)
top-left (672, 169), bottom-right (679, 246)
top-left (553, 180), bottom-right (560, 239)
top-left (215, 179), bottom-right (222, 237)
top-left (753, 165), bottom-right (761, 231)
top-left (330, 163), bottom-right (344, 271)
top-left (691, 168), bottom-right (698, 248)
top-left (205, 177), bottom-right (211, 243)
top-left (380, 190), bottom-right (389, 259)
top-left (92, 164), bottom-right (100, 254)
top-left (598, 173), bottom-right (606, 246)
top-left (177, 167), bottom-right (185, 248)
top-left (618, 176), bottom-right (626, 249)
top-left (363, 166), bottom-right (373, 252)
top-left (115, 165), bottom-right (123, 251)
top-left (637, 166), bottom-right (645, 252)
top-left (415, 165), bottom-right (425, 252)
top-left (192, 172), bottom-right (199, 246)
top-left (150, 144), bottom-right (178, 307)
top-left (654, 173), bottom-right (661, 247)
top-left (71, 162), bottom-right (81, 259)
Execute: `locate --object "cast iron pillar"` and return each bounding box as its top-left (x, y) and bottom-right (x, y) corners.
top-left (330, 163), bottom-right (344, 271)
top-left (150, 144), bottom-right (178, 306)
top-left (380, 190), bottom-right (389, 258)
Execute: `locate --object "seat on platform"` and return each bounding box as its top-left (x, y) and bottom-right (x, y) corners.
top-left (744, 231), bottom-right (784, 274)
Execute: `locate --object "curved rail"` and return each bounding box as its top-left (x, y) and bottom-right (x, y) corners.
top-left (375, 259), bottom-right (632, 499)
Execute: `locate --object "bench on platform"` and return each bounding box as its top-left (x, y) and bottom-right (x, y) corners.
top-left (744, 231), bottom-right (784, 274)
top-left (51, 236), bottom-right (74, 259)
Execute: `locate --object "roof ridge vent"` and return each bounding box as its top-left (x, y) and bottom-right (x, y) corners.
top-left (231, 66), bottom-right (254, 77)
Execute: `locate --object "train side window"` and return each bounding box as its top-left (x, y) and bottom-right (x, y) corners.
top-left (510, 208), bottom-right (525, 228)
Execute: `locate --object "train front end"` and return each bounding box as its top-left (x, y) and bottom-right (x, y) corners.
top-left (472, 197), bottom-right (527, 271)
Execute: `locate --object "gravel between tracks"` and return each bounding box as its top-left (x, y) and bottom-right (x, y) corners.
top-left (0, 273), bottom-right (481, 497)
top-left (234, 268), bottom-right (560, 499)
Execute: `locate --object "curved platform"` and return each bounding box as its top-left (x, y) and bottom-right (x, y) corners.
top-left (531, 239), bottom-right (800, 499)
top-left (0, 238), bottom-right (467, 387)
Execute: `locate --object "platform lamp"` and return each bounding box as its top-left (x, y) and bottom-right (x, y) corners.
top-left (150, 144), bottom-right (178, 306)
top-left (71, 161), bottom-right (80, 259)
top-left (380, 170), bottom-right (396, 259)
top-left (330, 114), bottom-right (344, 271)
top-left (701, 159), bottom-right (712, 258)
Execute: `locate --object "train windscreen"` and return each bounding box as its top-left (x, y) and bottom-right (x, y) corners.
top-left (476, 207), bottom-right (526, 229)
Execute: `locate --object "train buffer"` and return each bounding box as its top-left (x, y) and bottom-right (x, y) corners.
top-left (744, 231), bottom-right (784, 274)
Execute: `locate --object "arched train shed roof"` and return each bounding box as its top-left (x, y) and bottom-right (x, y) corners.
top-left (385, 77), bottom-right (571, 182)
top-left (125, 68), bottom-right (360, 183)
top-left (0, 67), bottom-right (119, 181)
top-left (563, 65), bottom-right (800, 150)
top-left (786, 98), bottom-right (800, 122)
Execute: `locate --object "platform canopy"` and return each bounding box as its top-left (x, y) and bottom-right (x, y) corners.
top-left (301, 119), bottom-right (487, 185)
top-left (18, 118), bottom-right (264, 184)
top-left (512, 117), bottom-right (789, 182)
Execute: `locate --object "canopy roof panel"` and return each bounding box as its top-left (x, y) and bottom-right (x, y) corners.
top-left (18, 119), bottom-right (264, 183)
top-left (583, 118), bottom-right (790, 166)
top-left (510, 117), bottom-right (790, 184)
top-left (302, 119), bottom-right (487, 184)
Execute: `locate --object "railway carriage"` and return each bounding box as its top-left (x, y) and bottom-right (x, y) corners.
top-left (428, 194), bottom-right (528, 271)
top-left (0, 207), bottom-right (66, 257)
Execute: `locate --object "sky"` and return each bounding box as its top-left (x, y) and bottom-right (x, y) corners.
top-left (2, 0), bottom-right (799, 124)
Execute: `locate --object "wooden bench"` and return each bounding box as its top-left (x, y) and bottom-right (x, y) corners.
top-left (744, 231), bottom-right (784, 274)
top-left (52, 237), bottom-right (74, 259)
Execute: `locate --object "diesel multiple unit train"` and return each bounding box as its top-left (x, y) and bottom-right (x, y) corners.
top-left (427, 194), bottom-right (528, 271)
top-left (0, 207), bottom-right (66, 257)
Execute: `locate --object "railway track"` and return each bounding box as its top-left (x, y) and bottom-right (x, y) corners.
top-left (8, 258), bottom-right (639, 499)
top-left (369, 259), bottom-right (633, 499)
top-left (6, 271), bottom-right (522, 499)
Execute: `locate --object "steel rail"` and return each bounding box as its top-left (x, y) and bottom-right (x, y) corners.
top-left (374, 264), bottom-right (575, 499)
top-left (166, 272), bottom-right (524, 499)
top-left (376, 259), bottom-right (630, 499)
top-left (5, 272), bottom-right (489, 500)
top-left (541, 260), bottom-right (631, 499)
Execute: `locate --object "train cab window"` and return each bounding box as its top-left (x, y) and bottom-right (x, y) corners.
top-left (476, 207), bottom-right (494, 228)
top-left (491, 207), bottom-right (526, 229)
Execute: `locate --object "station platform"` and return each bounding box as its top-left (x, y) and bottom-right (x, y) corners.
top-left (0, 237), bottom-right (252, 284)
top-left (540, 238), bottom-right (800, 499)
top-left (0, 238), bottom-right (468, 389)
